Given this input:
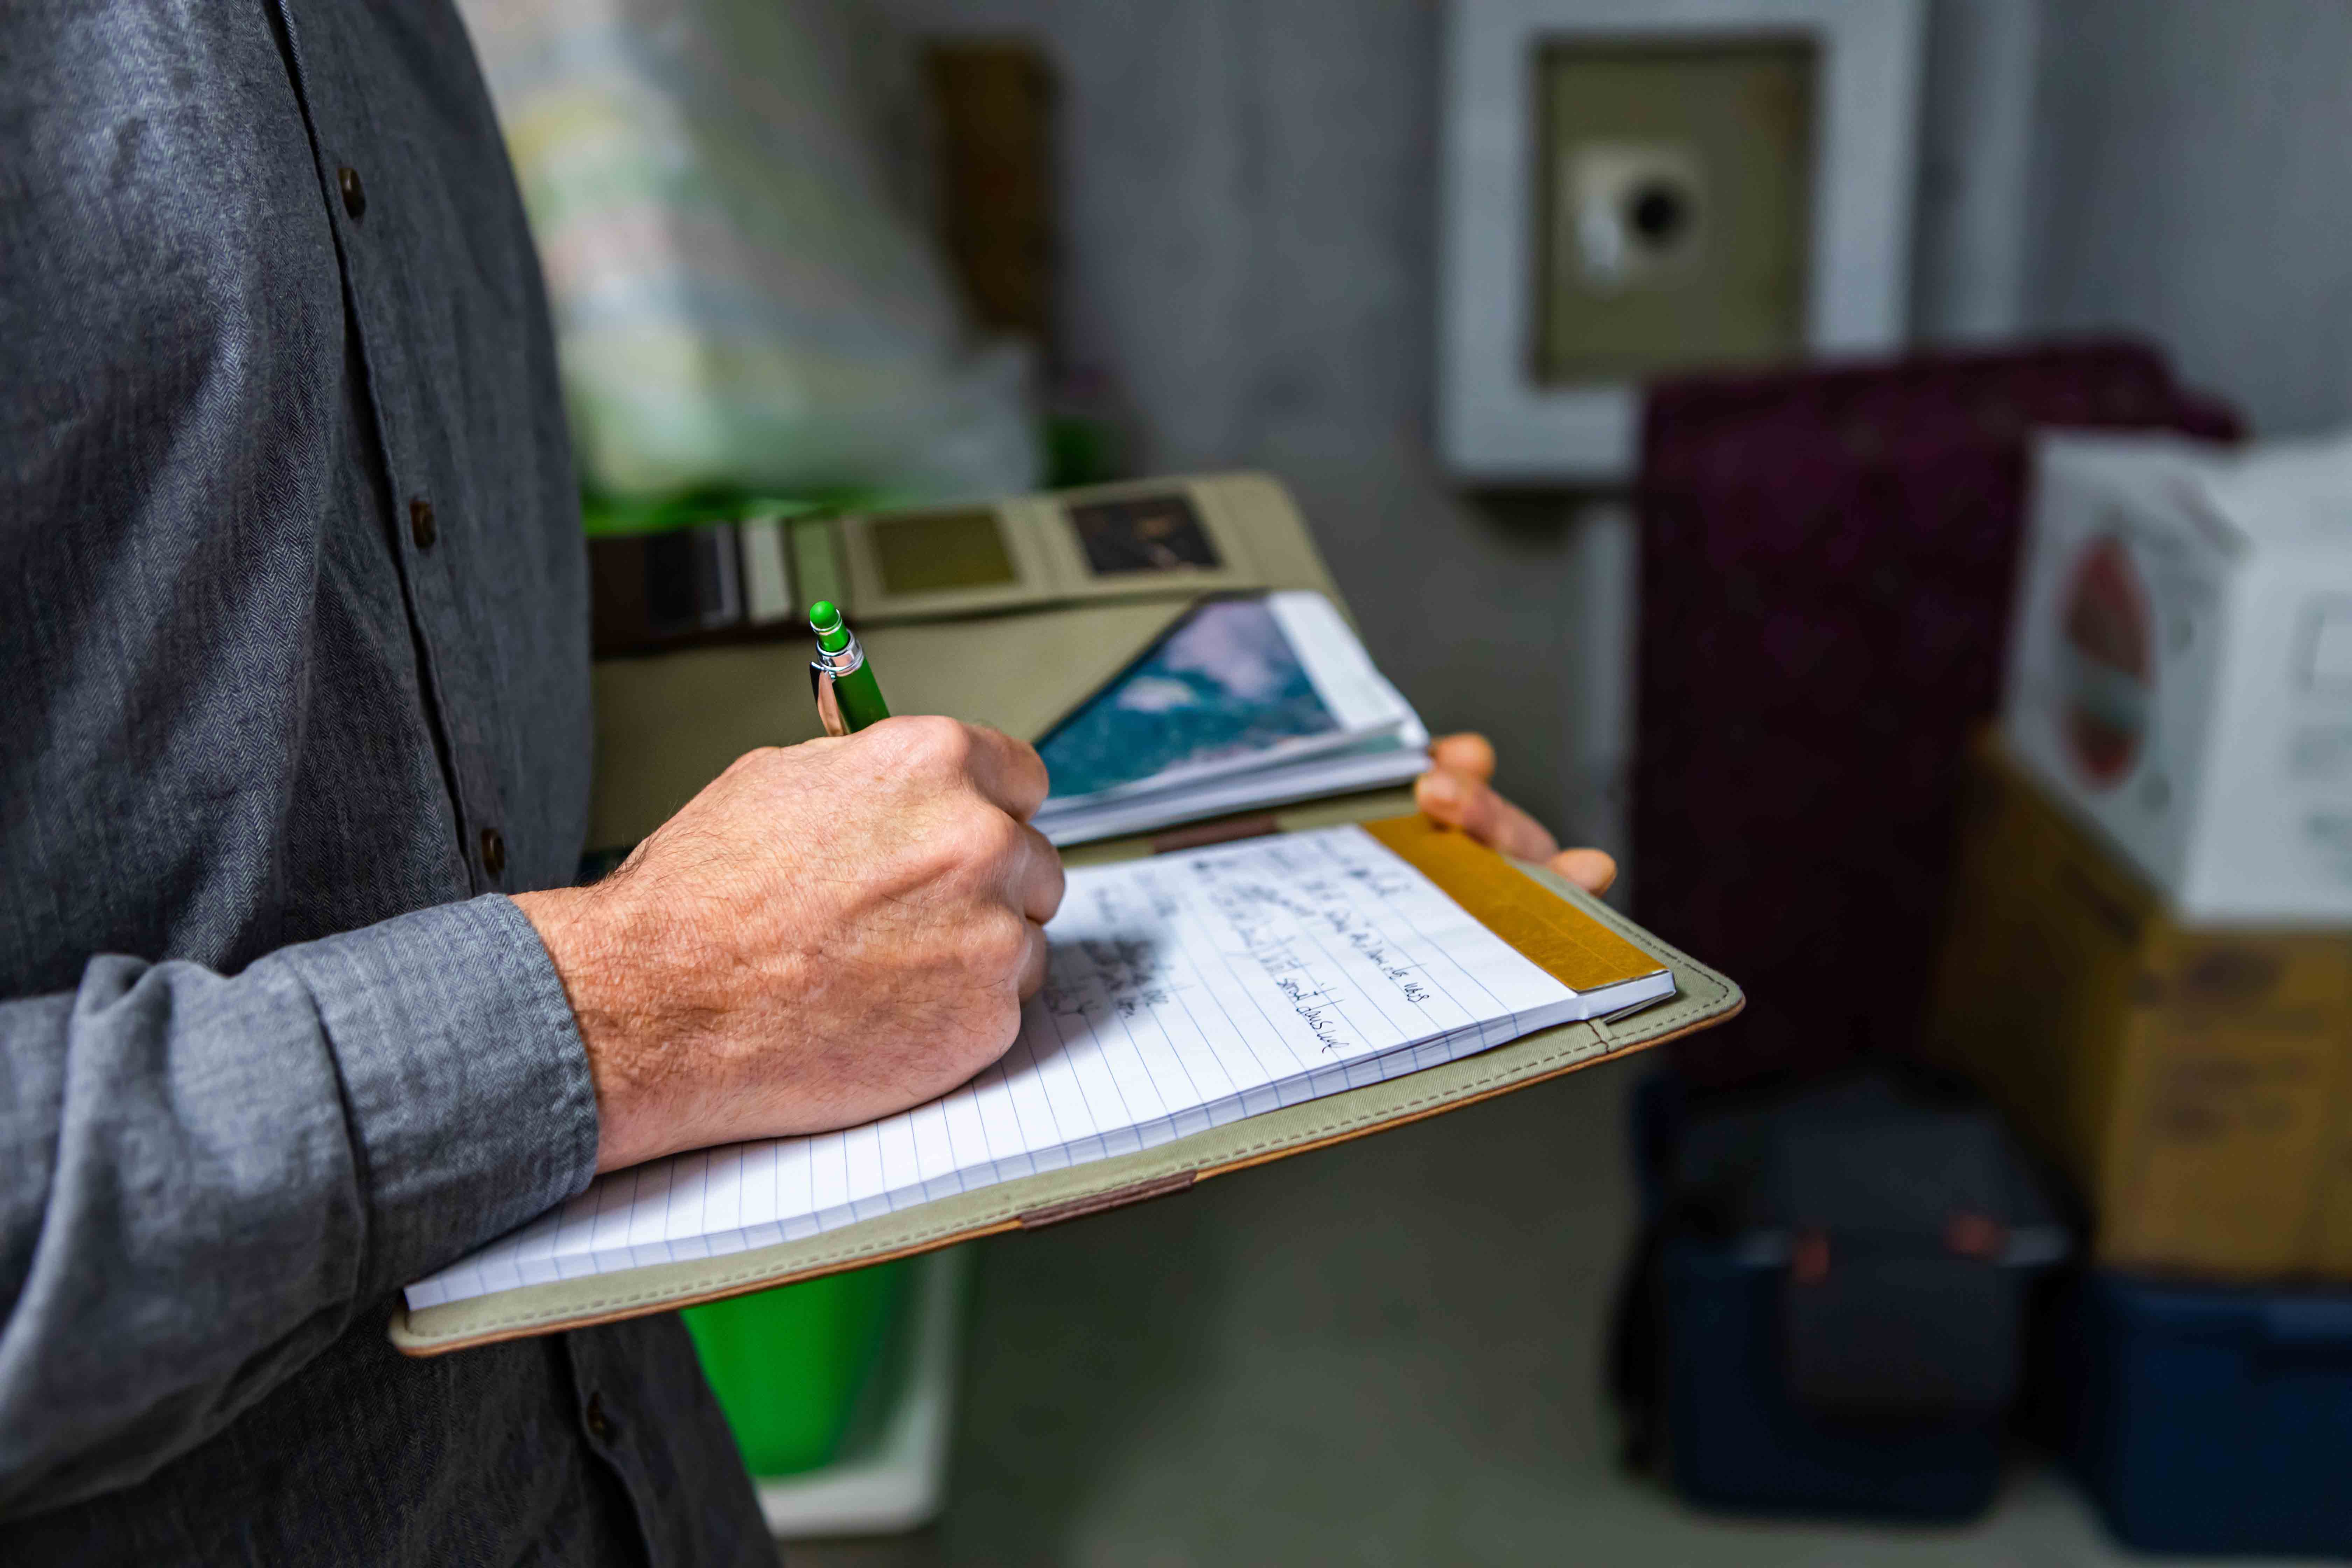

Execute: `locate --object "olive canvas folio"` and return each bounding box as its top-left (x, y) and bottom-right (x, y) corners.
top-left (582, 472), bottom-right (1396, 854)
top-left (389, 477), bottom-right (1744, 1355)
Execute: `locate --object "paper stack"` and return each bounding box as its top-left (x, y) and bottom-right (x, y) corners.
top-left (1031, 592), bottom-right (1429, 846)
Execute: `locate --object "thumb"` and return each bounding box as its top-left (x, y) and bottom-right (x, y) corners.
top-left (1548, 847), bottom-right (1618, 896)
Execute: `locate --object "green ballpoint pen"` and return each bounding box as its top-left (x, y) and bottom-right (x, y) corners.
top-left (807, 600), bottom-right (892, 734)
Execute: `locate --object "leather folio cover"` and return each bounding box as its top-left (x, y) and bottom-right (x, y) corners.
top-left (388, 475), bottom-right (1744, 1354)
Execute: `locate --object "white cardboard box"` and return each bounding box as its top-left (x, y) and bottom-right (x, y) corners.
top-left (2002, 430), bottom-right (2352, 925)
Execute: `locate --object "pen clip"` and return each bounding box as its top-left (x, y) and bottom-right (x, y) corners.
top-left (809, 664), bottom-right (849, 737)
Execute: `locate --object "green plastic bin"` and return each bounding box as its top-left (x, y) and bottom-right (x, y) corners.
top-left (681, 1260), bottom-right (908, 1476)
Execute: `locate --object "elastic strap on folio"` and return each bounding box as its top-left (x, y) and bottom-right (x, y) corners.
top-left (1360, 815), bottom-right (1662, 994)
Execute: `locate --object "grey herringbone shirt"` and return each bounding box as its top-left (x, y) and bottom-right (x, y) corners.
top-left (0, 2), bottom-right (767, 1559)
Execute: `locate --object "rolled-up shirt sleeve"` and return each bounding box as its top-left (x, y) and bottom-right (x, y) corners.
top-left (0, 895), bottom-right (598, 1513)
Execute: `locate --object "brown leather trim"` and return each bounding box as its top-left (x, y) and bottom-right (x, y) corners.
top-left (1017, 1171), bottom-right (1198, 1228)
top-left (1150, 813), bottom-right (1282, 854)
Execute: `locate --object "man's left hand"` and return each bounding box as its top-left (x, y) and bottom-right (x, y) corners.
top-left (1414, 733), bottom-right (1618, 895)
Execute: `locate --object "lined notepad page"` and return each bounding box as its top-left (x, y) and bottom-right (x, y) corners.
top-left (406, 825), bottom-right (1670, 1309)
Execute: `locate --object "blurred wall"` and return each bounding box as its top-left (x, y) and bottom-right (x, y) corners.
top-left (2022, 0), bottom-right (2352, 435)
top-left (1913, 0), bottom-right (2040, 343)
top-left (878, 0), bottom-right (2352, 865)
top-left (878, 0), bottom-right (1631, 859)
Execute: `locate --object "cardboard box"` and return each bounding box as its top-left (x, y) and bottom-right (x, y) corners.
top-left (1922, 734), bottom-right (2352, 1281)
top-left (2001, 430), bottom-right (2352, 925)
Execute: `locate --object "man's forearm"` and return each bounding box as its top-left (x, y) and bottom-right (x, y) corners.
top-left (0, 895), bottom-right (596, 1519)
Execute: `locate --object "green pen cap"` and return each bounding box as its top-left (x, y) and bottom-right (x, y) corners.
top-left (808, 600), bottom-right (850, 653)
top-left (807, 598), bottom-right (890, 732)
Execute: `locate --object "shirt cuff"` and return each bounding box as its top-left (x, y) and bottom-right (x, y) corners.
top-left (279, 894), bottom-right (599, 1300)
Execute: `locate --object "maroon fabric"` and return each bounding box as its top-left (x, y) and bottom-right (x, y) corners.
top-left (1632, 342), bottom-right (2241, 1089)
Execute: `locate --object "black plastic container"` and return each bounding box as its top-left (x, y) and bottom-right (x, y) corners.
top-left (2052, 1270), bottom-right (2352, 1556)
top-left (1616, 1069), bottom-right (2069, 1521)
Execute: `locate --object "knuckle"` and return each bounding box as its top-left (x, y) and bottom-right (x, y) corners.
top-left (900, 715), bottom-right (970, 771)
top-left (977, 807), bottom-right (1025, 861)
top-left (945, 800), bottom-right (1020, 866)
top-left (723, 744), bottom-right (784, 782)
top-left (989, 727), bottom-right (1037, 770)
top-left (980, 991), bottom-right (1026, 1054)
top-left (972, 908), bottom-right (1031, 972)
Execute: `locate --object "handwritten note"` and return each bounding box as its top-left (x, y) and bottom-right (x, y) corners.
top-left (406, 825), bottom-right (1639, 1309)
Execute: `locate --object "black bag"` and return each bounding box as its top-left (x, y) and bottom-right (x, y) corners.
top-left (1611, 1070), bottom-right (2068, 1470)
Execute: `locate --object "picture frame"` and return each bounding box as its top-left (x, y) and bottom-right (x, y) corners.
top-left (1437, 0), bottom-right (1926, 481)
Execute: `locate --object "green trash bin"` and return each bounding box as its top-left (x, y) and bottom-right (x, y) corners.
top-left (681, 1260), bottom-right (909, 1476)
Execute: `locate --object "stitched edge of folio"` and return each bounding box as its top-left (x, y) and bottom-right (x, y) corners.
top-left (394, 953), bottom-right (1736, 1347)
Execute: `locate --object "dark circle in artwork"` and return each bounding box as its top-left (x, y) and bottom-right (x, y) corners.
top-left (1627, 182), bottom-right (1689, 246)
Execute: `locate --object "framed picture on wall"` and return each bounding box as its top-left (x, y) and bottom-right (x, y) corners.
top-left (1437, 0), bottom-right (1926, 481)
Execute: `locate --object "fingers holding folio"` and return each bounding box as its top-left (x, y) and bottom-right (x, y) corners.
top-left (1428, 732), bottom-right (1498, 783)
top-left (1548, 846), bottom-right (1619, 896)
top-left (1415, 764), bottom-right (1561, 862)
top-left (1417, 738), bottom-right (1617, 891)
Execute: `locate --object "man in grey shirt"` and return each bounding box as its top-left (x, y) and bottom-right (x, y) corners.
top-left (0, 2), bottom-right (1068, 1559)
top-left (1, 2), bottom-right (1610, 1559)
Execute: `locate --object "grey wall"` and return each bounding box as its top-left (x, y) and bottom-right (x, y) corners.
top-left (2022, 0), bottom-right (2352, 435)
top-left (881, 0), bottom-right (1631, 858)
top-left (882, 0), bottom-right (2352, 866)
top-left (1913, 0), bottom-right (2042, 342)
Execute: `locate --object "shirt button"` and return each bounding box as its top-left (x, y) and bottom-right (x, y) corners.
top-left (584, 1391), bottom-right (615, 1441)
top-left (480, 826), bottom-right (507, 880)
top-left (409, 498), bottom-right (438, 550)
top-left (337, 165), bottom-right (366, 220)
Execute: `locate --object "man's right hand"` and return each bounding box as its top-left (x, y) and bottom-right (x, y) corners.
top-left (513, 718), bottom-right (1066, 1173)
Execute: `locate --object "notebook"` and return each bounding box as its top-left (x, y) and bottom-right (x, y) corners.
top-left (405, 818), bottom-right (1673, 1312)
top-left (1029, 593), bottom-right (1430, 846)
